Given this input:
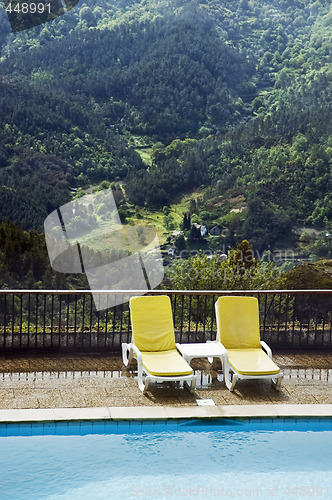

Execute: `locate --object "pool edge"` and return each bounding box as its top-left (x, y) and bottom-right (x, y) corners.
top-left (1, 404), bottom-right (332, 423)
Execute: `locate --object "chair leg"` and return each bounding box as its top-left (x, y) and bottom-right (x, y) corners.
top-left (122, 343), bottom-right (133, 367)
top-left (229, 373), bottom-right (238, 392)
top-left (224, 361), bottom-right (238, 391)
top-left (272, 373), bottom-right (283, 390)
top-left (138, 377), bottom-right (149, 393)
top-left (137, 363), bottom-right (149, 393)
top-left (185, 378), bottom-right (196, 393)
top-left (142, 377), bottom-right (150, 394)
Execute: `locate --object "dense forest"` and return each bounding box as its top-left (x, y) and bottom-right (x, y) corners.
top-left (0, 0), bottom-right (331, 288)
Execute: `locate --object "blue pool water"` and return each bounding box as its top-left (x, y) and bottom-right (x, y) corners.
top-left (0, 418), bottom-right (331, 500)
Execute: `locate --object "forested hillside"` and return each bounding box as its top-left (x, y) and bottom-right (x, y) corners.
top-left (0, 0), bottom-right (331, 252)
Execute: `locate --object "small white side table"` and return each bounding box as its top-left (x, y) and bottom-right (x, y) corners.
top-left (176, 341), bottom-right (226, 366)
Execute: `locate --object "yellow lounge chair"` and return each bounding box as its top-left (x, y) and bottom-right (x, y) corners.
top-left (122, 295), bottom-right (196, 393)
top-left (215, 296), bottom-right (283, 392)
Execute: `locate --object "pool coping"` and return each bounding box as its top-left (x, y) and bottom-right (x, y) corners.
top-left (1, 404), bottom-right (332, 423)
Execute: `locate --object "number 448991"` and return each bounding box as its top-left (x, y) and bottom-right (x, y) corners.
top-left (283, 485), bottom-right (329, 496)
top-left (6, 3), bottom-right (51, 14)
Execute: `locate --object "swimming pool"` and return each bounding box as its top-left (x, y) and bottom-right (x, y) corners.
top-left (0, 418), bottom-right (331, 500)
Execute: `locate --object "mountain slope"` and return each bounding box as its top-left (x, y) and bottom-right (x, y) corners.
top-left (0, 0), bottom-right (331, 247)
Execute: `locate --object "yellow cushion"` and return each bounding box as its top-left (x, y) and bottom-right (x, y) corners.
top-left (130, 296), bottom-right (175, 352)
top-left (141, 350), bottom-right (193, 377)
top-left (216, 296), bottom-right (261, 349)
top-left (227, 349), bottom-right (280, 376)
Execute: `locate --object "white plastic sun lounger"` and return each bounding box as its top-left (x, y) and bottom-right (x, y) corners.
top-left (122, 295), bottom-right (196, 394)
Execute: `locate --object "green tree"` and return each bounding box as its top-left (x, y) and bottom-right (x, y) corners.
top-left (164, 214), bottom-right (176, 230)
top-left (182, 213), bottom-right (191, 231)
top-left (174, 234), bottom-right (186, 252)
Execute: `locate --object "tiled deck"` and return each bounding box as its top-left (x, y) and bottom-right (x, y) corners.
top-left (0, 351), bottom-right (332, 410)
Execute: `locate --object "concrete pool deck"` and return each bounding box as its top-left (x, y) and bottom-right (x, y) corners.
top-left (0, 351), bottom-right (332, 421)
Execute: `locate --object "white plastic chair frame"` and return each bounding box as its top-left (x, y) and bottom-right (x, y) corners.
top-left (122, 342), bottom-right (196, 394)
top-left (221, 340), bottom-right (283, 392)
top-left (215, 301), bottom-right (283, 392)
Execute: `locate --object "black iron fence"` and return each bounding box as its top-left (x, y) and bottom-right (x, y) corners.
top-left (0, 289), bottom-right (331, 352)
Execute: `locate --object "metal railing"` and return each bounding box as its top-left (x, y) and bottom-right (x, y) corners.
top-left (0, 289), bottom-right (331, 352)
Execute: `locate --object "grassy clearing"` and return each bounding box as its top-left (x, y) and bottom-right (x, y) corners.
top-left (127, 209), bottom-right (166, 235)
top-left (170, 189), bottom-right (204, 215)
top-left (135, 147), bottom-right (153, 166)
top-left (132, 188), bottom-right (207, 243)
top-left (126, 193), bottom-right (200, 244)
top-left (77, 186), bottom-right (216, 251)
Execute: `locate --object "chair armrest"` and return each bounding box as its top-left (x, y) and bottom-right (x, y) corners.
top-left (131, 344), bottom-right (143, 364)
top-left (260, 340), bottom-right (272, 358)
top-left (122, 342), bottom-right (142, 367)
